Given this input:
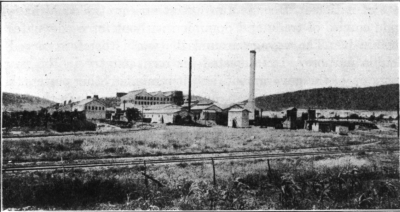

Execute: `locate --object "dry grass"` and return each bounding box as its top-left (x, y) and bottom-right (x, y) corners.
top-left (3, 152), bottom-right (399, 210)
top-left (3, 126), bottom-right (397, 162)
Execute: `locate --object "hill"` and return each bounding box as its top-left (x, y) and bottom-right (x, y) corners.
top-left (244, 84), bottom-right (399, 111)
top-left (183, 95), bottom-right (216, 104)
top-left (2, 92), bottom-right (57, 112)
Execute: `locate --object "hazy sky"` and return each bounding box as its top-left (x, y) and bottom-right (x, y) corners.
top-left (2, 3), bottom-right (398, 104)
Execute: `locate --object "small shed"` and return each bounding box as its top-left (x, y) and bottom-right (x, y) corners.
top-left (228, 108), bottom-right (250, 128)
top-left (335, 125), bottom-right (349, 135)
top-left (282, 107), bottom-right (298, 129)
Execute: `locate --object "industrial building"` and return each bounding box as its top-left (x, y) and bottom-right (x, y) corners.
top-left (71, 96), bottom-right (107, 120)
top-left (119, 89), bottom-right (184, 107)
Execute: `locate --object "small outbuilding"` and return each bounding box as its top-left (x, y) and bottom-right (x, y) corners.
top-left (335, 125), bottom-right (349, 135)
top-left (228, 108), bottom-right (250, 128)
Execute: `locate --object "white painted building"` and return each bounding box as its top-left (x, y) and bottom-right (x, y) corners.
top-left (143, 109), bottom-right (192, 124)
top-left (228, 108), bottom-right (250, 128)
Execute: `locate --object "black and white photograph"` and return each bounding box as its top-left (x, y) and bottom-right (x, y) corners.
top-left (1, 2), bottom-right (399, 210)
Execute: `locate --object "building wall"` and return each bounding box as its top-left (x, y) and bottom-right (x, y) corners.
top-left (84, 101), bottom-right (106, 120)
top-left (228, 111), bottom-right (249, 128)
top-left (149, 113), bottom-right (173, 123)
top-left (311, 122), bottom-right (319, 132)
top-left (241, 111), bottom-right (250, 128)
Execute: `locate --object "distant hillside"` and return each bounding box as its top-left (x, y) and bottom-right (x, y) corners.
top-left (244, 84), bottom-right (399, 111)
top-left (184, 95), bottom-right (216, 104)
top-left (2, 92), bottom-right (57, 112)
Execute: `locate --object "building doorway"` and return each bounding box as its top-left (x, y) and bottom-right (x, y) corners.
top-left (232, 119), bottom-right (237, 128)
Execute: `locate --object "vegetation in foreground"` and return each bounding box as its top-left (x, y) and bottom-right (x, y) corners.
top-left (3, 153), bottom-right (399, 210)
top-left (4, 126), bottom-right (395, 162)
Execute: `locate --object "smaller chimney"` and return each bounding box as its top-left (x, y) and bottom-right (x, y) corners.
top-left (64, 101), bottom-right (66, 106)
top-left (87, 96), bottom-right (91, 99)
top-left (94, 95), bottom-right (99, 99)
top-left (68, 100), bottom-right (71, 104)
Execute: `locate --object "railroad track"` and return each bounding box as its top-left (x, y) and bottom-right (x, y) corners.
top-left (2, 138), bottom-right (384, 164)
top-left (3, 147), bottom-right (398, 173)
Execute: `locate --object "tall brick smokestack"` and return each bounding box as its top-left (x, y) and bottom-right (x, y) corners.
top-left (249, 50), bottom-right (256, 107)
top-left (188, 57), bottom-right (192, 114)
top-left (245, 50), bottom-right (256, 121)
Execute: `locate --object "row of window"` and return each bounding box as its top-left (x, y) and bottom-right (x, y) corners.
top-left (85, 106), bottom-right (105, 111)
top-left (129, 101), bottom-right (168, 105)
top-left (145, 114), bottom-right (172, 118)
top-left (135, 96), bottom-right (171, 101)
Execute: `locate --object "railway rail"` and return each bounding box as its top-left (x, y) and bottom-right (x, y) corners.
top-left (3, 147), bottom-right (398, 173)
top-left (2, 138), bottom-right (383, 164)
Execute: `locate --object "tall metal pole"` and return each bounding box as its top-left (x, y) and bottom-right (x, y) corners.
top-left (188, 57), bottom-right (192, 114)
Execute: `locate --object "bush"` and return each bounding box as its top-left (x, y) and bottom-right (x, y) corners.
top-left (52, 120), bottom-right (96, 132)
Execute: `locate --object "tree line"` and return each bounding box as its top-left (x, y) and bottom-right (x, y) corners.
top-left (2, 109), bottom-right (96, 132)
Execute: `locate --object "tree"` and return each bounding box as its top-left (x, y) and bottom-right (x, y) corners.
top-left (126, 108), bottom-right (141, 122)
top-left (368, 115), bottom-right (375, 121)
top-left (349, 114), bottom-right (359, 119)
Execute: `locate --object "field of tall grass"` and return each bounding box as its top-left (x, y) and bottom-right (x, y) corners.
top-left (3, 152), bottom-right (399, 210)
top-left (4, 126), bottom-right (394, 162)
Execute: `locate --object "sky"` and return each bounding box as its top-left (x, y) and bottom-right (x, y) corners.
top-left (2, 3), bottom-right (398, 104)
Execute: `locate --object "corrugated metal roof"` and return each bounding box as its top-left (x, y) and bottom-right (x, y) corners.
top-left (121, 89), bottom-right (148, 100)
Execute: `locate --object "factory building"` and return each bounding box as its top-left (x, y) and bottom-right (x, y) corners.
top-left (119, 89), bottom-right (184, 107)
top-left (190, 103), bottom-right (222, 121)
top-left (71, 96), bottom-right (106, 120)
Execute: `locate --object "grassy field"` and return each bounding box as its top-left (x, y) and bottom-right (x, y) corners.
top-left (4, 125), bottom-right (395, 162)
top-left (3, 126), bottom-right (399, 210)
top-left (3, 151), bottom-right (399, 210)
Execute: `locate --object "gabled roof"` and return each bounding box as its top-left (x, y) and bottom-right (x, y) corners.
top-left (149, 91), bottom-right (166, 97)
top-left (181, 100), bottom-right (199, 108)
top-left (128, 88), bottom-right (146, 93)
top-left (285, 107), bottom-right (297, 111)
top-left (191, 104), bottom-right (222, 111)
top-left (74, 98), bottom-right (105, 107)
top-left (143, 109), bottom-right (184, 114)
top-left (229, 108), bottom-right (250, 112)
top-left (162, 90), bottom-right (181, 96)
top-left (222, 103), bottom-right (244, 111)
top-left (146, 104), bottom-right (181, 110)
top-left (121, 89), bottom-right (150, 100)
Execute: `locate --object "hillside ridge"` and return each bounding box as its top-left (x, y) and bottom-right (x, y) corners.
top-left (2, 92), bottom-right (57, 112)
top-left (245, 84), bottom-right (399, 111)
